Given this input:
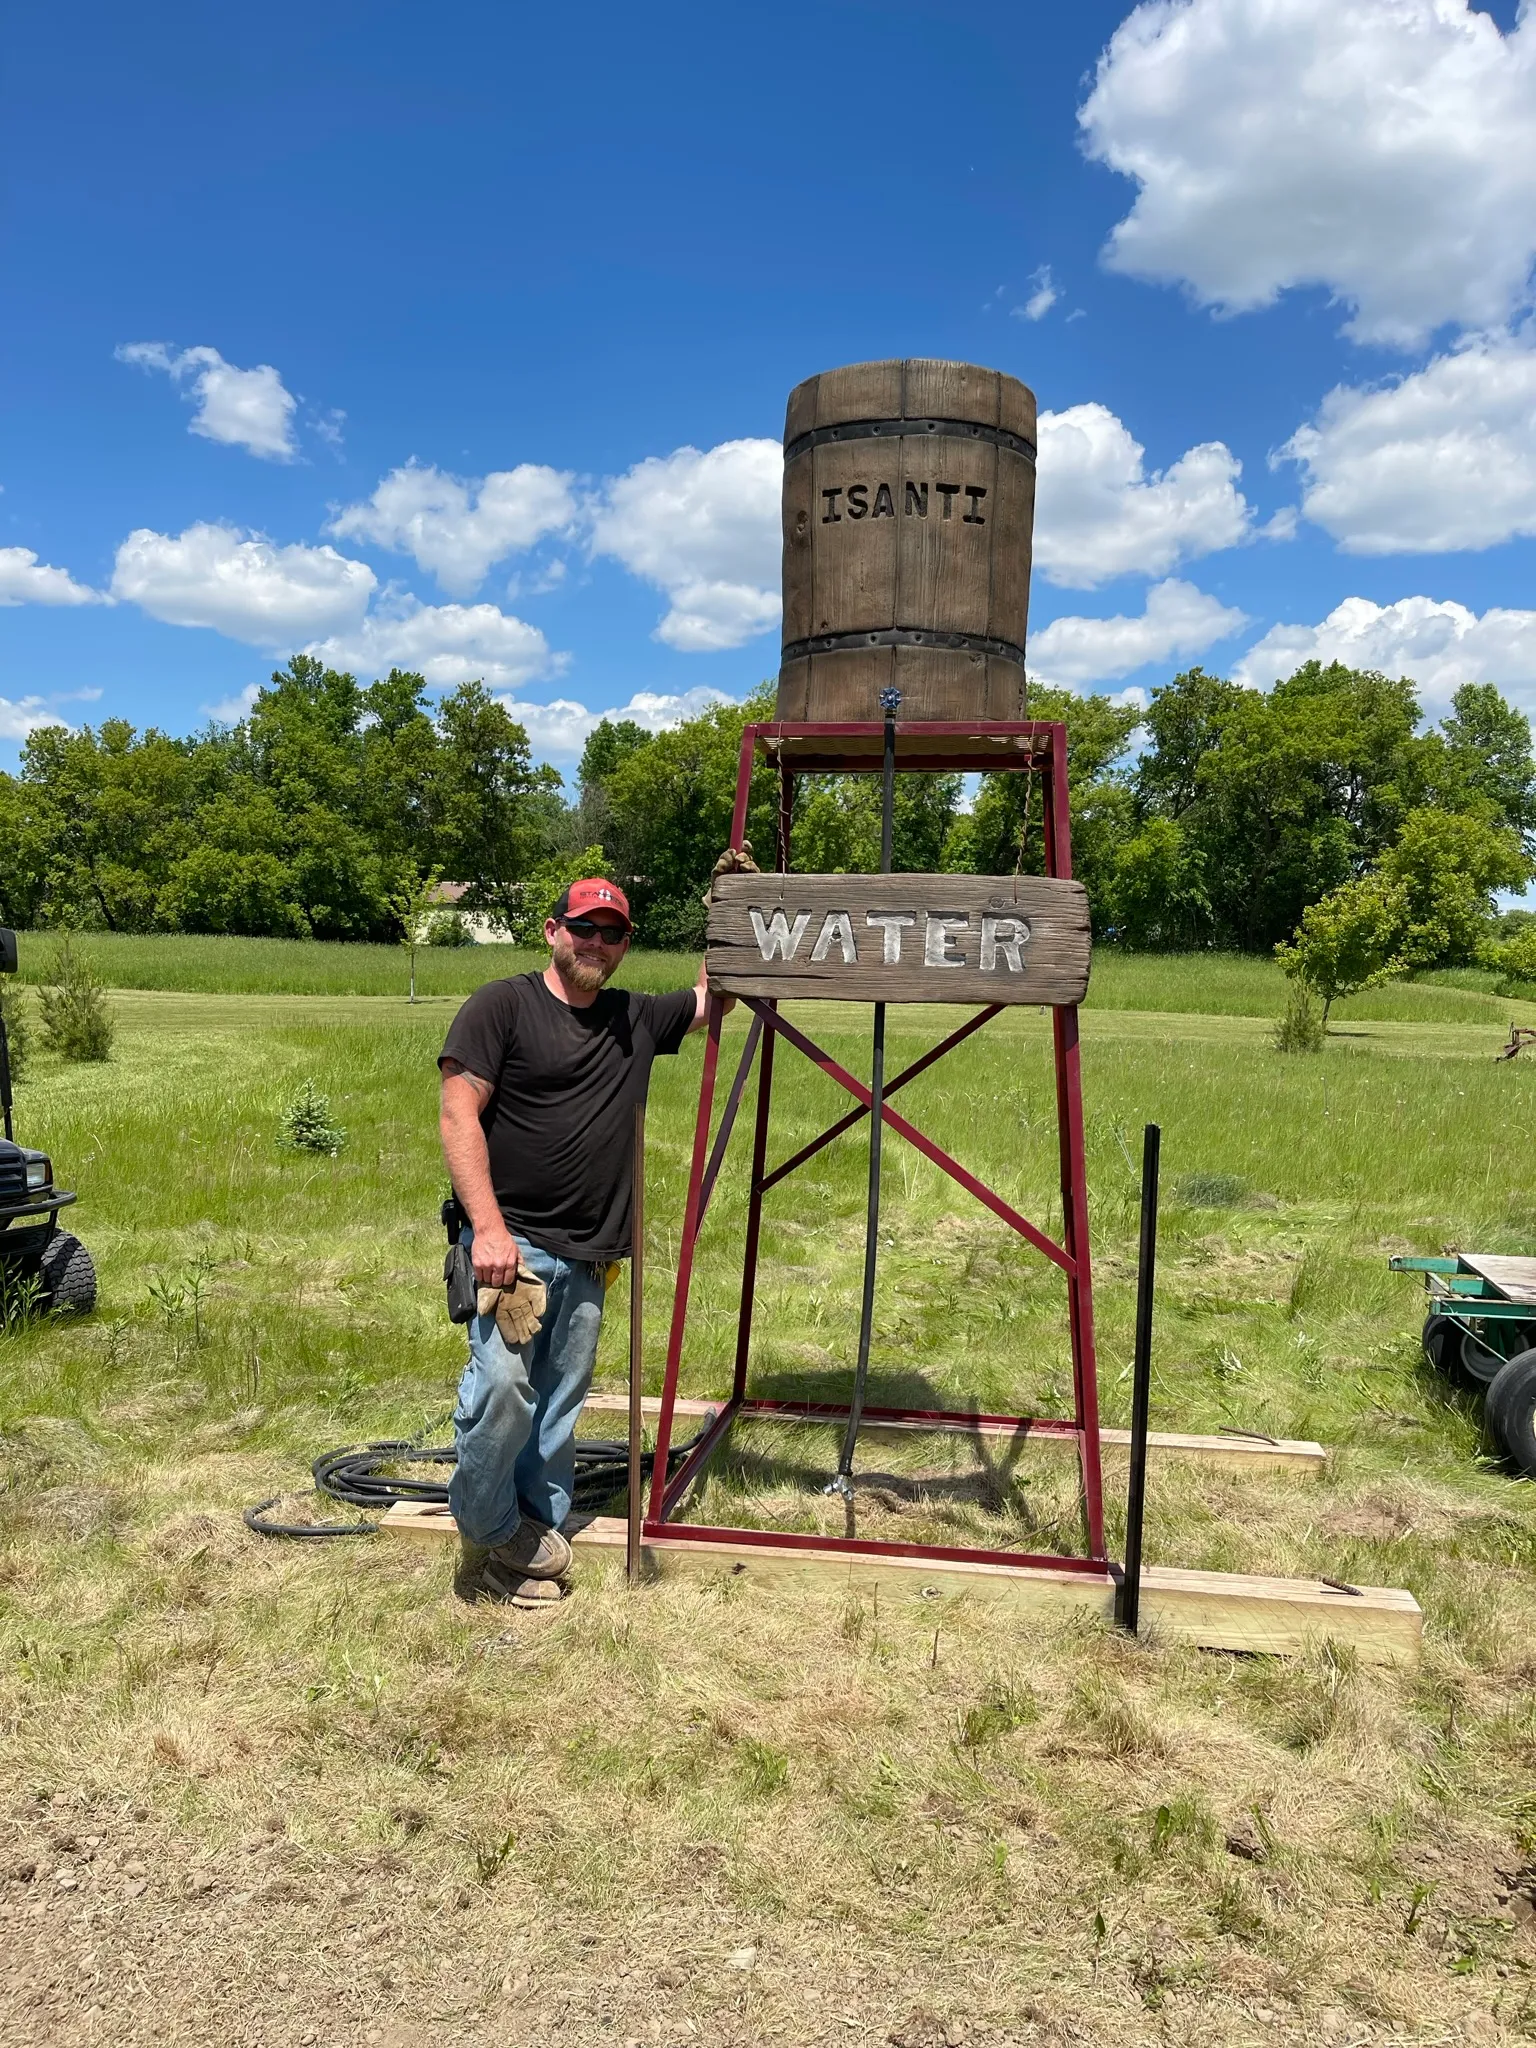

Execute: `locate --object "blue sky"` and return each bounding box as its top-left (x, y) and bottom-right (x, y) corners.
top-left (4, 0), bottom-right (1535, 776)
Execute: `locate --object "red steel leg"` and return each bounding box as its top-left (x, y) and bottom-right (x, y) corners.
top-left (647, 994), bottom-right (727, 1522)
top-left (729, 724), bottom-right (757, 851)
top-left (1044, 735), bottom-right (1106, 1559)
top-left (730, 760), bottom-right (792, 1398)
top-left (1055, 1003), bottom-right (1105, 1558)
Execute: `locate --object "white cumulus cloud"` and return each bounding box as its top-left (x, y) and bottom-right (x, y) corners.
top-left (1233, 595), bottom-right (1536, 711)
top-left (501, 685), bottom-right (738, 763)
top-left (1014, 266), bottom-right (1059, 322)
top-left (0, 696), bottom-right (72, 742)
top-left (1279, 334), bottom-right (1536, 553)
top-left (1029, 578), bottom-right (1248, 687)
top-left (1079, 0), bottom-right (1536, 349)
top-left (111, 524), bottom-right (376, 645)
top-left (328, 460), bottom-right (579, 597)
top-left (203, 683), bottom-right (261, 726)
top-left (306, 596), bottom-right (562, 692)
top-left (590, 439), bottom-right (783, 651)
top-left (1034, 404), bottom-right (1252, 587)
top-left (0, 546), bottom-right (105, 607)
top-left (116, 342), bottom-right (299, 460)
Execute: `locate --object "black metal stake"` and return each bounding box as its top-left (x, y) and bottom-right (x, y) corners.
top-left (627, 1101), bottom-right (646, 1582)
top-left (831, 686), bottom-right (901, 1497)
top-left (1121, 1122), bottom-right (1161, 1635)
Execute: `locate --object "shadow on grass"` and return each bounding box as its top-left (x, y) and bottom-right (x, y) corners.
top-left (658, 1363), bottom-right (1087, 1549)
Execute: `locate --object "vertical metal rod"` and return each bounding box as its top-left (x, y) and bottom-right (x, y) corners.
top-left (646, 995), bottom-right (724, 1521)
top-left (833, 693), bottom-right (899, 1489)
top-left (1122, 1122), bottom-right (1161, 1635)
top-left (730, 769), bottom-right (791, 1405)
top-left (0, 1018), bottom-right (12, 1143)
top-left (627, 1101), bottom-right (646, 1583)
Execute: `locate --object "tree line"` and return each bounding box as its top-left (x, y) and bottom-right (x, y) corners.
top-left (2, 654), bottom-right (1532, 974)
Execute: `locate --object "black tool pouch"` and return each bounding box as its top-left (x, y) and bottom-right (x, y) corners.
top-left (441, 1195), bottom-right (477, 1324)
top-left (444, 1241), bottom-right (477, 1325)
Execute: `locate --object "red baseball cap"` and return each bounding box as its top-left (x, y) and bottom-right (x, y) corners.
top-left (554, 878), bottom-right (632, 930)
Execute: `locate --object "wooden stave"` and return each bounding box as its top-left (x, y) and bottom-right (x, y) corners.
top-left (778, 361), bottom-right (1036, 725)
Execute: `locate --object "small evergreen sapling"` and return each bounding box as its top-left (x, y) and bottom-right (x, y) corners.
top-left (1273, 982), bottom-right (1326, 1054)
top-left (278, 1079), bottom-right (347, 1156)
top-left (38, 937), bottom-right (114, 1062)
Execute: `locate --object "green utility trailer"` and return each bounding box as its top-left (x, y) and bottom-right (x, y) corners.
top-left (1392, 1252), bottom-right (1536, 1476)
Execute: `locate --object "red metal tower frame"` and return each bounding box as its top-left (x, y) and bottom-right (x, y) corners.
top-left (644, 718), bottom-right (1108, 1581)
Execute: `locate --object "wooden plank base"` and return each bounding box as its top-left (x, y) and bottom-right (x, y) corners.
top-left (581, 1393), bottom-right (1326, 1476)
top-left (379, 1505), bottom-right (1419, 1665)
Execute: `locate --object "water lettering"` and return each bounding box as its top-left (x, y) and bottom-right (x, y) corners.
top-left (749, 907), bottom-right (813, 961)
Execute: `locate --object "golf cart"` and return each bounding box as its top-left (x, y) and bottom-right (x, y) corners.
top-left (0, 926), bottom-right (96, 1315)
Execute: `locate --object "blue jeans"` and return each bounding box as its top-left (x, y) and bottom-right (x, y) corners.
top-left (448, 1229), bottom-right (607, 1548)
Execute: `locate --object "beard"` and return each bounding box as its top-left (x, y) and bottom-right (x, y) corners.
top-left (552, 933), bottom-right (614, 992)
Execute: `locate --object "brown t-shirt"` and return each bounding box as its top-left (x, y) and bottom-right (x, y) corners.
top-left (439, 971), bottom-right (696, 1262)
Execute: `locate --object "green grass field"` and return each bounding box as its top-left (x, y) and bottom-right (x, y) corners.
top-left (2, 949), bottom-right (1536, 2044)
top-left (11, 924), bottom-right (1536, 1025)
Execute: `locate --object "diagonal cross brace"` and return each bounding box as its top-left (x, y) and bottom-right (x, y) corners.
top-left (759, 1004), bottom-right (1003, 1194)
top-left (694, 1013), bottom-right (763, 1232)
top-left (744, 998), bottom-right (1075, 1278)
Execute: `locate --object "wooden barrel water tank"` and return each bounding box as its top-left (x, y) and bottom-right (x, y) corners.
top-left (776, 359), bottom-right (1036, 723)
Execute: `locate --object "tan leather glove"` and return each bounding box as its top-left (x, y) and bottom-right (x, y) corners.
top-left (476, 1269), bottom-right (547, 1347)
top-left (702, 840), bottom-right (761, 907)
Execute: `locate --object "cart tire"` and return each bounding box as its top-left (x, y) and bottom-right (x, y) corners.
top-left (40, 1232), bottom-right (96, 1316)
top-left (1422, 1314), bottom-right (1459, 1375)
top-left (1459, 1328), bottom-right (1509, 1386)
top-left (1488, 1348), bottom-right (1536, 1478)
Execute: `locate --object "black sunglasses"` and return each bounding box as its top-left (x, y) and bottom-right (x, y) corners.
top-left (560, 915), bottom-right (629, 944)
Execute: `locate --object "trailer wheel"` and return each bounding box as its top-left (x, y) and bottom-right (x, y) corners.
top-left (1459, 1328), bottom-right (1509, 1386)
top-left (1422, 1313), bottom-right (1459, 1375)
top-left (1488, 1349), bottom-right (1536, 1478)
top-left (40, 1232), bottom-right (96, 1316)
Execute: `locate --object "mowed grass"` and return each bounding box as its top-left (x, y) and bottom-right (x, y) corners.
top-left (12, 924), bottom-right (1536, 1026)
top-left (2, 963), bottom-right (1536, 2043)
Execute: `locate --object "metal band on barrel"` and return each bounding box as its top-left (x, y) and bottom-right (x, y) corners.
top-left (781, 627), bottom-right (1027, 667)
top-left (783, 417), bottom-right (1037, 462)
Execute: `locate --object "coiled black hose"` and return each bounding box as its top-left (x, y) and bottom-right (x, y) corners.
top-left (243, 1430), bottom-right (703, 1540)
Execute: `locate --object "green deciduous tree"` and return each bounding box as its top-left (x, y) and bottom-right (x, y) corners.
top-left (1276, 802), bottom-right (1531, 1023)
top-left (1108, 818), bottom-right (1211, 951)
top-left (3, 655), bottom-right (1531, 963)
top-left (1376, 805), bottom-right (1531, 966)
top-left (389, 862), bottom-right (445, 1003)
top-left (940, 684), bottom-right (1139, 931)
top-left (0, 660), bottom-right (563, 942)
top-left (1275, 874), bottom-right (1409, 1025)
top-left (598, 689), bottom-right (779, 947)
top-left (507, 844), bottom-right (610, 945)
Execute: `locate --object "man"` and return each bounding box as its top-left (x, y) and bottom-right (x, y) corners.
top-left (438, 876), bottom-right (715, 1607)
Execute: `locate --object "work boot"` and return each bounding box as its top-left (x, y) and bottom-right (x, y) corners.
top-left (454, 1551), bottom-right (568, 1607)
top-left (454, 1520), bottom-right (572, 1603)
top-left (493, 1518), bottom-right (573, 1578)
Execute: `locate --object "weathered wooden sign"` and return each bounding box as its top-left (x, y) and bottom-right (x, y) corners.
top-left (706, 874), bottom-right (1090, 1006)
